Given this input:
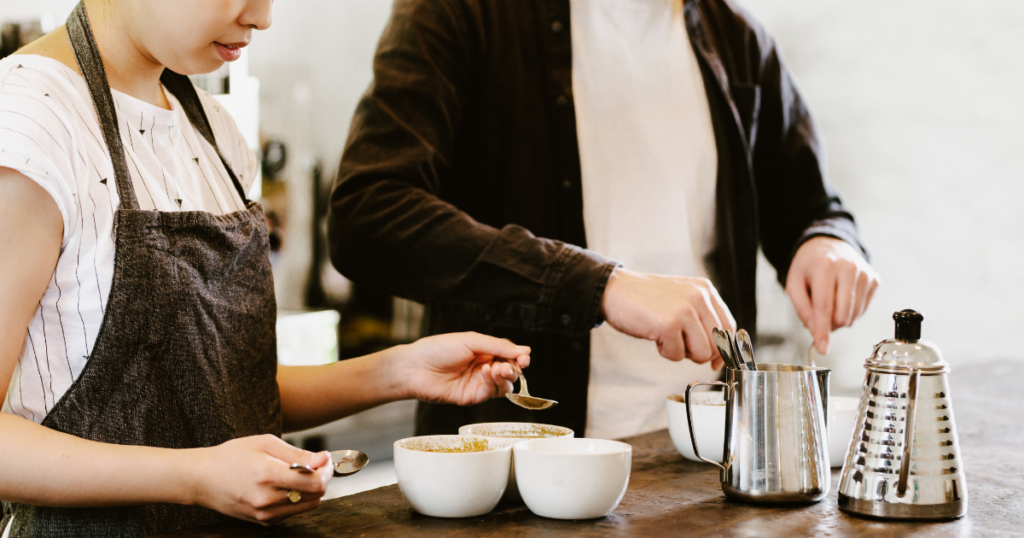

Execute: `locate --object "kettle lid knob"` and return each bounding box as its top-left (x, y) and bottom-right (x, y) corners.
top-left (893, 310), bottom-right (924, 343)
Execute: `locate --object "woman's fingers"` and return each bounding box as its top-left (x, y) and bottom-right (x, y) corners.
top-left (253, 435), bottom-right (331, 494)
top-left (458, 332), bottom-right (531, 360)
top-left (248, 497), bottom-right (323, 526)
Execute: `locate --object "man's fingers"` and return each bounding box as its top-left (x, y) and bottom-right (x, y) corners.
top-left (786, 273), bottom-right (815, 330)
top-left (864, 278), bottom-right (879, 316)
top-left (810, 269), bottom-right (835, 355)
top-left (679, 309), bottom-right (713, 363)
top-left (852, 271), bottom-right (871, 322)
top-left (706, 284), bottom-right (737, 333)
top-left (690, 287), bottom-right (725, 363)
top-left (833, 265), bottom-right (856, 329)
top-left (657, 326), bottom-right (688, 362)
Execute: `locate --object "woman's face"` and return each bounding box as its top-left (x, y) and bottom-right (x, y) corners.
top-left (120, 0), bottom-right (273, 75)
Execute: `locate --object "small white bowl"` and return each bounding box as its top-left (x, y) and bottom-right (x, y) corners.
top-left (393, 435), bottom-right (511, 518)
top-left (829, 396), bottom-right (861, 467)
top-left (667, 392), bottom-right (727, 463)
top-left (459, 422), bottom-right (574, 502)
top-left (513, 437), bottom-right (631, 520)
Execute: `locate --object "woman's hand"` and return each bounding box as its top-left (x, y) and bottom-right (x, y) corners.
top-left (185, 435), bottom-right (333, 525)
top-left (397, 332), bottom-right (531, 406)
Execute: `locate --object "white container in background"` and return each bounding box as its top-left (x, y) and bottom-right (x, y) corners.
top-left (829, 396), bottom-right (861, 467)
top-left (666, 391), bottom-right (726, 463)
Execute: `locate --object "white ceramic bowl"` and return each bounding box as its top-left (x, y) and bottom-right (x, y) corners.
top-left (393, 435), bottom-right (511, 518)
top-left (666, 392), bottom-right (726, 463)
top-left (829, 396), bottom-right (861, 467)
top-left (513, 437), bottom-right (631, 520)
top-left (459, 422), bottom-right (574, 502)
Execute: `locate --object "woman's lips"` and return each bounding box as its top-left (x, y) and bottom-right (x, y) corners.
top-left (214, 42), bottom-right (245, 62)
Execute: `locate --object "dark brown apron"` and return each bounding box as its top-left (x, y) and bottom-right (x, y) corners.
top-left (1, 3), bottom-right (282, 536)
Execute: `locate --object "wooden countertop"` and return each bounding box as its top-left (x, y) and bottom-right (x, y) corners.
top-left (155, 360), bottom-right (1024, 537)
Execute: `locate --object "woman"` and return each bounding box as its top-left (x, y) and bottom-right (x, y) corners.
top-left (0, 1), bottom-right (530, 536)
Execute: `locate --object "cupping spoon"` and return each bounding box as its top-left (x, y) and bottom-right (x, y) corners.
top-left (506, 367), bottom-right (558, 410)
top-left (712, 327), bottom-right (740, 370)
top-left (736, 329), bottom-right (757, 371)
top-left (289, 450), bottom-right (370, 478)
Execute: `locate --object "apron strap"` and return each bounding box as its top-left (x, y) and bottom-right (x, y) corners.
top-left (66, 2), bottom-right (138, 211)
top-left (160, 71), bottom-right (249, 205)
top-left (65, 2), bottom-right (250, 210)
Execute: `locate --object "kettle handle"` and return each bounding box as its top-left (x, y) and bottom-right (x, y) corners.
top-left (896, 367), bottom-right (921, 498)
top-left (685, 381), bottom-right (731, 482)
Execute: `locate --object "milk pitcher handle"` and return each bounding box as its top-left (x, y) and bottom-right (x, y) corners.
top-left (896, 367), bottom-right (921, 498)
top-left (685, 381), bottom-right (731, 481)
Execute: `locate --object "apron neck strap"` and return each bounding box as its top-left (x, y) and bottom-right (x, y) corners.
top-left (66, 1), bottom-right (138, 211)
top-left (65, 2), bottom-right (250, 211)
top-left (160, 71), bottom-right (249, 205)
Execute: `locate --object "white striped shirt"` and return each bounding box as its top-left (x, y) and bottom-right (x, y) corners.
top-left (0, 55), bottom-right (258, 424)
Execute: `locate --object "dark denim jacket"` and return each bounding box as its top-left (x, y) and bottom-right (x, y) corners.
top-left (328, 0), bottom-right (867, 435)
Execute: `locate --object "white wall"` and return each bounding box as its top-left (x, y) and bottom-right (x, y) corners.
top-left (6, 0), bottom-right (1020, 385)
top-left (735, 0), bottom-right (1024, 388)
top-left (0, 0), bottom-right (75, 24)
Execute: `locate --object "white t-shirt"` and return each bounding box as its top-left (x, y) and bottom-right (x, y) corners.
top-left (0, 55), bottom-right (257, 424)
top-left (570, 0), bottom-right (721, 439)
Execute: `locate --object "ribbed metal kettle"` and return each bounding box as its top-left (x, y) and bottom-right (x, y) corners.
top-left (837, 310), bottom-right (967, 519)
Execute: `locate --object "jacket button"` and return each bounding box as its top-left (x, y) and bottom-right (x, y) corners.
top-left (551, 20), bottom-right (564, 33)
top-left (561, 314), bottom-right (572, 327)
top-left (570, 341), bottom-right (582, 352)
top-left (556, 95), bottom-right (569, 107)
top-left (561, 179), bottom-right (572, 190)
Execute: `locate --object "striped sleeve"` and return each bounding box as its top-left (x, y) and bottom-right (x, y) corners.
top-left (0, 64), bottom-right (82, 247)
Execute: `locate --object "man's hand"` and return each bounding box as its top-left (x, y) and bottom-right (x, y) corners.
top-left (785, 236), bottom-right (880, 355)
top-left (601, 269), bottom-right (736, 368)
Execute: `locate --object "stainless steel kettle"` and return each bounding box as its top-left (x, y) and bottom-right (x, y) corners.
top-left (837, 310), bottom-right (967, 520)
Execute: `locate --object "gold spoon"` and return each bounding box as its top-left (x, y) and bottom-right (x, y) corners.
top-left (505, 365), bottom-right (557, 410)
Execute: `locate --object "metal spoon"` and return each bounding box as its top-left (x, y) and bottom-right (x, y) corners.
top-left (723, 329), bottom-right (746, 370)
top-left (506, 372), bottom-right (558, 410)
top-left (331, 450), bottom-right (370, 477)
top-left (736, 329), bottom-right (757, 371)
top-left (712, 327), bottom-right (739, 370)
top-left (290, 450), bottom-right (370, 478)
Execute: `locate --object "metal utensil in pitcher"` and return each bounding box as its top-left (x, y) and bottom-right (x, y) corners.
top-left (686, 364), bottom-right (831, 504)
top-left (837, 310), bottom-right (967, 520)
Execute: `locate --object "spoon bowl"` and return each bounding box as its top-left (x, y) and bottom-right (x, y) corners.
top-left (289, 450), bottom-right (370, 478)
top-left (331, 450), bottom-right (370, 477)
top-left (712, 328), bottom-right (739, 370)
top-left (506, 373), bottom-right (557, 410)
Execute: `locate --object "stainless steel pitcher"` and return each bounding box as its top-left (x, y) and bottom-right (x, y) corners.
top-left (686, 364), bottom-right (831, 504)
top-left (837, 310), bottom-right (967, 520)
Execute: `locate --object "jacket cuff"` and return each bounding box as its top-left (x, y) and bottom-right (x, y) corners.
top-left (546, 245), bottom-right (620, 336)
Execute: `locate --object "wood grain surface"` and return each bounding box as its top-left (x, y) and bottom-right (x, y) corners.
top-left (154, 360), bottom-right (1024, 537)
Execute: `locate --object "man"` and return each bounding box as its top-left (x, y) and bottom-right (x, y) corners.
top-left (328, 0), bottom-right (880, 439)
